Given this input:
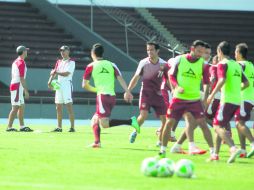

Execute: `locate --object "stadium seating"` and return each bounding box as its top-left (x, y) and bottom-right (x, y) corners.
top-left (149, 8), bottom-right (254, 60)
top-left (0, 2), bottom-right (91, 69)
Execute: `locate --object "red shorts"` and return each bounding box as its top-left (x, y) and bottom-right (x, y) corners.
top-left (161, 89), bottom-right (173, 108)
top-left (139, 90), bottom-right (167, 117)
top-left (205, 98), bottom-right (220, 120)
top-left (167, 98), bottom-right (205, 120)
top-left (213, 103), bottom-right (239, 127)
top-left (234, 102), bottom-right (254, 122)
top-left (96, 94), bottom-right (116, 118)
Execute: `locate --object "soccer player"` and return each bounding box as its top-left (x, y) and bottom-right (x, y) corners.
top-left (159, 40), bottom-right (214, 157)
top-left (82, 43), bottom-right (140, 148)
top-left (127, 41), bottom-right (168, 144)
top-left (207, 41), bottom-right (249, 163)
top-left (170, 43), bottom-right (213, 154)
top-left (234, 43), bottom-right (254, 158)
top-left (6, 45), bottom-right (33, 132)
top-left (48, 46), bottom-right (75, 132)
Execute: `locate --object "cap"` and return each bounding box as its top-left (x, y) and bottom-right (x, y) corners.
top-left (16, 45), bottom-right (29, 54)
top-left (59, 45), bottom-right (70, 51)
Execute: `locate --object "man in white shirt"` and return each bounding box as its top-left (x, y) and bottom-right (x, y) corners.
top-left (48, 46), bottom-right (75, 132)
top-left (7, 45), bottom-right (33, 132)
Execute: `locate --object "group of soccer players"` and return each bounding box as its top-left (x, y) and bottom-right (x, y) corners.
top-left (7, 39), bottom-right (254, 163)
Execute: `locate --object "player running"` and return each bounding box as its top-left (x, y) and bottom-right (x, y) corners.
top-left (207, 41), bottom-right (249, 163)
top-left (82, 43), bottom-right (140, 148)
top-left (234, 43), bottom-right (254, 158)
top-left (159, 40), bottom-right (214, 158)
top-left (128, 41), bottom-right (168, 144)
top-left (48, 46), bottom-right (75, 132)
top-left (6, 45), bottom-right (33, 132)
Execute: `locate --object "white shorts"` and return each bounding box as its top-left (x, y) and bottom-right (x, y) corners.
top-left (55, 80), bottom-right (73, 104)
top-left (10, 86), bottom-right (24, 106)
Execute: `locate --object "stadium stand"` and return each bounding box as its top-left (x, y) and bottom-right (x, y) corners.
top-left (149, 8), bottom-right (254, 60)
top-left (0, 2), bottom-right (91, 69)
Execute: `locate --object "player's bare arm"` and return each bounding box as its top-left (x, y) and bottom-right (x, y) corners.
top-left (116, 75), bottom-right (133, 103)
top-left (128, 74), bottom-right (140, 92)
top-left (207, 78), bottom-right (225, 104)
top-left (20, 77), bottom-right (29, 99)
top-left (82, 79), bottom-right (97, 93)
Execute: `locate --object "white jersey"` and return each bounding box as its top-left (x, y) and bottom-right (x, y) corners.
top-left (10, 57), bottom-right (27, 91)
top-left (55, 58), bottom-right (75, 83)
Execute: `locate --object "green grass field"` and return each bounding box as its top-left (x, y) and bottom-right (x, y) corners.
top-left (0, 124), bottom-right (253, 190)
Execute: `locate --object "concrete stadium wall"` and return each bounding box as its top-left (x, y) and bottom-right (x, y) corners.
top-left (0, 103), bottom-right (159, 120)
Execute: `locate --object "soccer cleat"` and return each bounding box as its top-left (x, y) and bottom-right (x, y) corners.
top-left (247, 147), bottom-right (254, 158)
top-left (51, 128), bottom-right (62, 132)
top-left (157, 151), bottom-right (166, 159)
top-left (189, 147), bottom-right (207, 155)
top-left (131, 116), bottom-right (140, 134)
top-left (68, 128), bottom-right (75, 132)
top-left (170, 145), bottom-right (188, 154)
top-left (239, 150), bottom-right (247, 158)
top-left (207, 154), bottom-right (219, 162)
top-left (6, 128), bottom-right (18, 132)
top-left (129, 131), bottom-right (137, 143)
top-left (227, 148), bottom-right (241, 164)
top-left (87, 143), bottom-right (101, 148)
top-left (20, 127), bottom-right (33, 132)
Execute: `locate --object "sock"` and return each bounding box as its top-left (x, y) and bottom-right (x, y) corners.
top-left (189, 142), bottom-right (196, 150)
top-left (109, 119), bottom-right (132, 127)
top-left (210, 147), bottom-right (215, 155)
top-left (171, 131), bottom-right (175, 137)
top-left (20, 125), bottom-right (25, 129)
top-left (250, 142), bottom-right (254, 148)
top-left (230, 146), bottom-right (237, 152)
top-left (93, 123), bottom-right (101, 144)
top-left (160, 146), bottom-right (167, 152)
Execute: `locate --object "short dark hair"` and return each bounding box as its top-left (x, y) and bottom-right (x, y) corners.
top-left (192, 40), bottom-right (206, 48)
top-left (92, 43), bottom-right (104, 57)
top-left (204, 42), bottom-right (211, 49)
top-left (217, 41), bottom-right (230, 56)
top-left (146, 41), bottom-right (160, 50)
top-left (236, 43), bottom-right (248, 59)
top-left (17, 51), bottom-right (23, 56)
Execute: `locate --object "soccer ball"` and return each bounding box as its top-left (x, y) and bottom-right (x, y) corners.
top-left (157, 158), bottom-right (174, 177)
top-left (141, 157), bottom-right (158, 177)
top-left (175, 159), bottom-right (194, 178)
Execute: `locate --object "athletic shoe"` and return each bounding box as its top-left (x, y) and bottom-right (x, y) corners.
top-left (129, 131), bottom-right (137, 143)
top-left (131, 116), bottom-right (140, 134)
top-left (247, 147), bottom-right (254, 158)
top-left (189, 147), bottom-right (207, 155)
top-left (157, 151), bottom-right (166, 159)
top-left (20, 127), bottom-right (33, 132)
top-left (87, 143), bottom-right (101, 148)
top-left (51, 128), bottom-right (62, 132)
top-left (6, 128), bottom-right (18, 132)
top-left (207, 154), bottom-right (219, 162)
top-left (68, 128), bottom-right (75, 132)
top-left (239, 150), bottom-right (247, 158)
top-left (227, 148), bottom-right (241, 164)
top-left (170, 145), bottom-right (187, 154)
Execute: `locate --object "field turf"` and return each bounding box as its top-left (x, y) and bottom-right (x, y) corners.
top-left (0, 124), bottom-right (253, 190)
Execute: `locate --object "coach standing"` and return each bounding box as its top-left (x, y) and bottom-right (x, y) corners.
top-left (7, 45), bottom-right (33, 132)
top-left (48, 46), bottom-right (75, 132)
